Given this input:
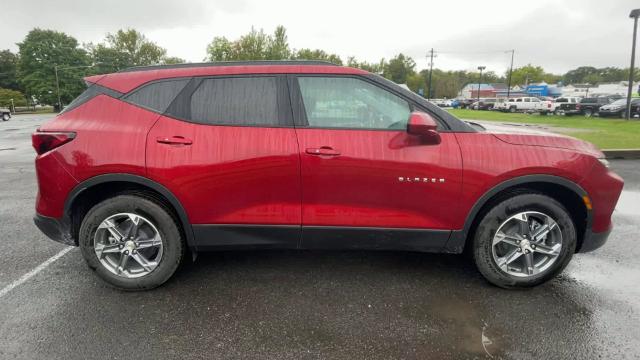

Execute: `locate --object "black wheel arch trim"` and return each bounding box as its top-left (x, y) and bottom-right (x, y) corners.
top-left (63, 173), bottom-right (196, 248)
top-left (443, 174), bottom-right (592, 253)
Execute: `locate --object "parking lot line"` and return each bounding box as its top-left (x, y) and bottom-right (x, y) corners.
top-left (0, 246), bottom-right (73, 298)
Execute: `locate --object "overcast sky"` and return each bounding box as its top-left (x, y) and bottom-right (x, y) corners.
top-left (2, 0), bottom-right (638, 75)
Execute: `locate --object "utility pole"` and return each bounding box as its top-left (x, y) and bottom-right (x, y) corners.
top-left (477, 66), bottom-right (486, 105)
top-left (626, 9), bottom-right (639, 120)
top-left (427, 48), bottom-right (436, 100)
top-left (54, 65), bottom-right (62, 112)
top-left (506, 49), bottom-right (515, 99)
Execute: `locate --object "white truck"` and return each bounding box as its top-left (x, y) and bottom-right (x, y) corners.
top-left (493, 97), bottom-right (553, 114)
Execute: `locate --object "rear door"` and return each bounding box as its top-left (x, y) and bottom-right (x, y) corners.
top-left (144, 75), bottom-right (302, 249)
top-left (290, 75), bottom-right (462, 251)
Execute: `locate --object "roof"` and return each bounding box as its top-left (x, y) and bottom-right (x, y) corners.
top-left (85, 61), bottom-right (366, 93)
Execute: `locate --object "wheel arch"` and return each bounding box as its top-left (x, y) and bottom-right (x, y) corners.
top-left (63, 173), bottom-right (195, 248)
top-left (444, 174), bottom-right (592, 254)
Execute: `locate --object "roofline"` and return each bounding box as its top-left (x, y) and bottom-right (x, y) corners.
top-left (118, 60), bottom-right (340, 73)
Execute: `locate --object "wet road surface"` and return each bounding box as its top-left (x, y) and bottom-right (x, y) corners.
top-left (1, 114), bottom-right (639, 359)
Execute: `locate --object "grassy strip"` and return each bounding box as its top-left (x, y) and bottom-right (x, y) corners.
top-left (447, 109), bottom-right (640, 149)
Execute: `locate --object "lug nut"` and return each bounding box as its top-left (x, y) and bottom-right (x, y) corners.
top-left (124, 250), bottom-right (129, 255)
top-left (119, 244), bottom-right (124, 249)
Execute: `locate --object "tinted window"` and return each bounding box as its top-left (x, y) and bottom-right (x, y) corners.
top-left (581, 98), bottom-right (596, 103)
top-left (190, 77), bottom-right (280, 126)
top-left (126, 79), bottom-right (189, 113)
top-left (297, 77), bottom-right (411, 129)
top-left (555, 98), bottom-right (567, 103)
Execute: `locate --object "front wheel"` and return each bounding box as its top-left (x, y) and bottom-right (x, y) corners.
top-left (583, 109), bottom-right (593, 117)
top-left (472, 192), bottom-right (576, 288)
top-left (509, 106), bottom-right (517, 113)
top-left (79, 194), bottom-right (185, 290)
top-left (2, 113), bottom-right (9, 121)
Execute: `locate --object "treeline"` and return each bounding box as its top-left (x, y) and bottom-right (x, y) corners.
top-left (1, 26), bottom-right (639, 107)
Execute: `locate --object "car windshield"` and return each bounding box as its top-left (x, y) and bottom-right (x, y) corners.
top-left (610, 99), bottom-right (628, 106)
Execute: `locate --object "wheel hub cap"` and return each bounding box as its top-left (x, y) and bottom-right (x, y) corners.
top-left (93, 213), bottom-right (163, 279)
top-left (491, 211), bottom-right (563, 278)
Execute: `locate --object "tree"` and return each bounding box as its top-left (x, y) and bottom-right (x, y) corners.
top-left (291, 48), bottom-right (342, 65)
top-left (162, 56), bottom-right (186, 65)
top-left (0, 88), bottom-right (27, 107)
top-left (347, 57), bottom-right (385, 73)
top-left (508, 64), bottom-right (547, 86)
top-left (265, 26), bottom-right (291, 60)
top-left (0, 50), bottom-right (20, 91)
top-left (90, 29), bottom-right (168, 73)
top-left (205, 26), bottom-right (341, 64)
top-left (383, 54), bottom-right (416, 84)
top-left (17, 29), bottom-right (90, 106)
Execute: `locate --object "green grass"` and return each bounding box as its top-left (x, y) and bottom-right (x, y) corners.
top-left (447, 109), bottom-right (640, 149)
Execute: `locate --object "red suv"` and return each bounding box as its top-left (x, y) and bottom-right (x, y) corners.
top-left (33, 61), bottom-right (623, 290)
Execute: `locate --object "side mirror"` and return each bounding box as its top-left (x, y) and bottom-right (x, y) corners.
top-left (407, 112), bottom-right (441, 145)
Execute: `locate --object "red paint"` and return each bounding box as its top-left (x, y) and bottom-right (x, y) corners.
top-left (295, 129), bottom-right (462, 229)
top-left (146, 116), bottom-right (301, 225)
top-left (34, 63), bottom-right (624, 250)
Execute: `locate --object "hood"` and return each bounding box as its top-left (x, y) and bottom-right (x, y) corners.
top-left (468, 121), bottom-right (604, 158)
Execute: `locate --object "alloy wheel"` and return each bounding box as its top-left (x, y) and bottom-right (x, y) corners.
top-left (93, 213), bottom-right (163, 278)
top-left (491, 211), bottom-right (562, 277)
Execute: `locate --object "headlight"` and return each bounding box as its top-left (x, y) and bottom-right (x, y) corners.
top-left (598, 158), bottom-right (610, 168)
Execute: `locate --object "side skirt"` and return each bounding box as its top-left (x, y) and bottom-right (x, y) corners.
top-left (192, 225), bottom-right (452, 253)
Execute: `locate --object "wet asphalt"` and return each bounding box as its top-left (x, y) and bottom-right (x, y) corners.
top-left (0, 114), bottom-right (639, 359)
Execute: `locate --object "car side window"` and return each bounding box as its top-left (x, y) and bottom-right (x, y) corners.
top-left (516, 98), bottom-right (522, 102)
top-left (125, 79), bottom-right (190, 113)
top-left (297, 77), bottom-right (411, 130)
top-left (189, 77), bottom-right (281, 126)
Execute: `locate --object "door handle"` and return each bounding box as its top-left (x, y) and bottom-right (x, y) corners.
top-left (156, 136), bottom-right (192, 145)
top-left (305, 146), bottom-right (340, 156)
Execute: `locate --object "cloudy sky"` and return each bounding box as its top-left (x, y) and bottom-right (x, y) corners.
top-left (2, 0), bottom-right (638, 75)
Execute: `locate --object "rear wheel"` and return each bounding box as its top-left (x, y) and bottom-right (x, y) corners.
top-left (472, 192), bottom-right (576, 288)
top-left (79, 194), bottom-right (184, 290)
top-left (2, 113), bottom-right (9, 121)
top-left (509, 106), bottom-right (516, 113)
top-left (584, 109), bottom-right (593, 117)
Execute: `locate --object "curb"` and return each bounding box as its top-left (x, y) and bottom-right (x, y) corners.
top-left (602, 149), bottom-right (640, 159)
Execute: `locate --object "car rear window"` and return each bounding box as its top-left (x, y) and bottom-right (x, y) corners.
top-left (189, 77), bottom-right (281, 126)
top-left (125, 79), bottom-right (190, 113)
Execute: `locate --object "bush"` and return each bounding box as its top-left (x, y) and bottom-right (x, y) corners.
top-left (0, 88), bottom-right (27, 108)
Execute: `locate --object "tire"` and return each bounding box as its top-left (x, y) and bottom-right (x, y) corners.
top-left (583, 109), bottom-right (593, 117)
top-left (540, 111), bottom-right (548, 115)
top-left (509, 106), bottom-right (516, 113)
top-left (554, 110), bottom-right (561, 116)
top-left (79, 194), bottom-right (185, 290)
top-left (472, 192), bottom-right (576, 289)
top-left (2, 113), bottom-right (9, 121)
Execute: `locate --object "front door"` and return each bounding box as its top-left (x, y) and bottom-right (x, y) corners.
top-left (291, 75), bottom-right (463, 251)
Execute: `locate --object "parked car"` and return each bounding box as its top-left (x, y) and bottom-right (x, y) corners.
top-left (430, 98), bottom-right (454, 107)
top-left (0, 107), bottom-right (10, 121)
top-left (458, 98), bottom-right (477, 109)
top-left (471, 98), bottom-right (497, 110)
top-left (630, 99), bottom-right (640, 118)
top-left (494, 97), bottom-right (553, 114)
top-left (33, 61), bottom-right (623, 290)
top-left (550, 97), bottom-right (581, 115)
top-left (598, 98), bottom-right (640, 118)
top-left (560, 95), bottom-right (621, 117)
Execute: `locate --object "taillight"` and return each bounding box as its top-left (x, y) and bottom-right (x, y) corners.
top-left (576, 104), bottom-right (581, 110)
top-left (32, 131), bottom-right (76, 155)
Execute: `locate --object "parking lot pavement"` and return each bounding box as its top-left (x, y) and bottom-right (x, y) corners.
top-left (1, 113), bottom-right (639, 359)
